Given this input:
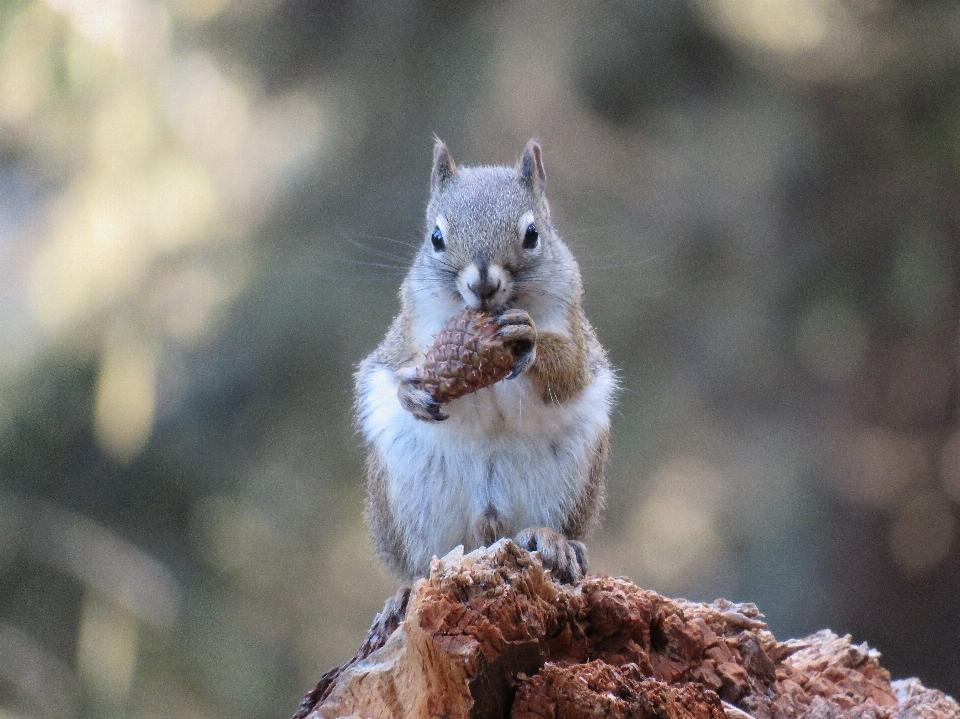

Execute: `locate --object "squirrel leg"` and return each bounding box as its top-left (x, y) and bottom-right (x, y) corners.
top-left (494, 309), bottom-right (537, 379)
top-left (395, 366), bottom-right (448, 422)
top-left (514, 526), bottom-right (587, 584)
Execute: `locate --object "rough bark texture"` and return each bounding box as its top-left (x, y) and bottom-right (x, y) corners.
top-left (295, 540), bottom-right (959, 719)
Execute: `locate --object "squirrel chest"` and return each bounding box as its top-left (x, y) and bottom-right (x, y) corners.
top-left (360, 345), bottom-right (613, 573)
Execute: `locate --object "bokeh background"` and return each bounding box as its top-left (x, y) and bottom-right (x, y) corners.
top-left (1, 0), bottom-right (959, 717)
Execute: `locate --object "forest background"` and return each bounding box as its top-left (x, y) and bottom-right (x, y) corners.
top-left (0, 1), bottom-right (958, 718)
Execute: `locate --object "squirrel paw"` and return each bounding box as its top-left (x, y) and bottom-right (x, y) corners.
top-left (495, 309), bottom-right (537, 379)
top-left (396, 367), bottom-right (448, 422)
top-left (514, 526), bottom-right (587, 584)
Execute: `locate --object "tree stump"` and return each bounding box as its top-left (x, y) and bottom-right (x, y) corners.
top-left (294, 540), bottom-right (959, 719)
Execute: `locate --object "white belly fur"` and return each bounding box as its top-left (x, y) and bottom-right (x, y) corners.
top-left (358, 364), bottom-right (616, 574)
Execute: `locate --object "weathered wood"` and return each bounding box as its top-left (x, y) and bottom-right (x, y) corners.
top-left (296, 540), bottom-right (959, 719)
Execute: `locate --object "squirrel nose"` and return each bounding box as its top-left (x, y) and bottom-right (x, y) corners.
top-left (468, 277), bottom-right (501, 301)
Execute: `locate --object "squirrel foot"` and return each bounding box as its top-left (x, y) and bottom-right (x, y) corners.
top-left (495, 309), bottom-right (537, 379)
top-left (514, 526), bottom-right (587, 584)
top-left (395, 367), bottom-right (448, 422)
top-left (365, 586), bottom-right (412, 653)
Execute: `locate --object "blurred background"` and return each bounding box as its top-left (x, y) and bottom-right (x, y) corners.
top-left (0, 0), bottom-right (958, 717)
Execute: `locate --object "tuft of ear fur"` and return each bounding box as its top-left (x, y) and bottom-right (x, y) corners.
top-left (432, 139), bottom-right (458, 192)
top-left (517, 139), bottom-right (546, 193)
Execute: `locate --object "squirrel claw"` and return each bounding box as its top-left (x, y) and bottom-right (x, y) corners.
top-left (425, 403), bottom-right (449, 422)
top-left (495, 309), bottom-right (537, 378)
top-left (514, 527), bottom-right (587, 584)
top-left (495, 308), bottom-right (534, 327)
top-left (507, 347), bottom-right (536, 379)
top-left (410, 394), bottom-right (448, 422)
top-left (396, 369), bottom-right (449, 422)
top-left (494, 310), bottom-right (536, 341)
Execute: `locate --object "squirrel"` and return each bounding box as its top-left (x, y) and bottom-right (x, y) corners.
top-left (354, 139), bottom-right (616, 584)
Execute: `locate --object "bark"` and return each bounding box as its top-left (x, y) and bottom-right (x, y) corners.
top-left (294, 540), bottom-right (959, 719)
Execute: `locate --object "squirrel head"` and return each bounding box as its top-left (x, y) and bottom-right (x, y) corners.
top-left (415, 139), bottom-right (574, 315)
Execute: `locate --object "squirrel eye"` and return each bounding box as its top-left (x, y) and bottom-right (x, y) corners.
top-left (431, 226), bottom-right (445, 252)
top-left (522, 223), bottom-right (539, 250)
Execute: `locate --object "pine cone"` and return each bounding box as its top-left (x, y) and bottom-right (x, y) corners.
top-left (416, 308), bottom-right (515, 403)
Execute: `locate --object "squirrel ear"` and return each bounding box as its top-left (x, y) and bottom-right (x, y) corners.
top-left (517, 140), bottom-right (546, 193)
top-left (432, 139), bottom-right (458, 192)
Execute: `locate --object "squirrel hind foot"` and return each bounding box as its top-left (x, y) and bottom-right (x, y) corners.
top-left (514, 526), bottom-right (587, 584)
